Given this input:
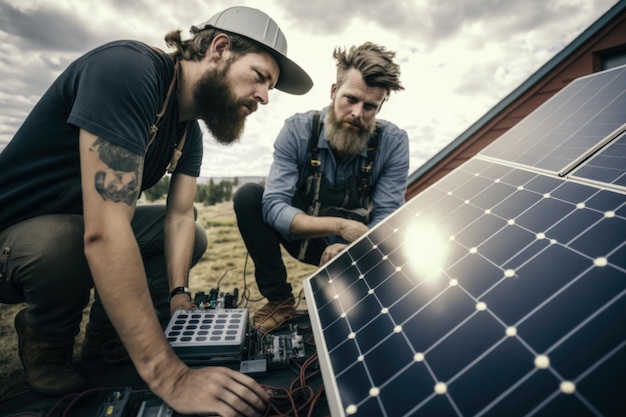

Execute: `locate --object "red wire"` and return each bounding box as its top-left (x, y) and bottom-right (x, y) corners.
top-left (44, 386), bottom-right (133, 417)
top-left (259, 353), bottom-right (329, 417)
top-left (307, 385), bottom-right (326, 417)
top-left (38, 330), bottom-right (326, 416)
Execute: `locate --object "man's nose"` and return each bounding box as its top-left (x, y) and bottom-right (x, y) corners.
top-left (350, 103), bottom-right (363, 119)
top-left (254, 87), bottom-right (269, 105)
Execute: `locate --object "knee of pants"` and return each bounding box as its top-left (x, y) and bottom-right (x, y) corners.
top-left (16, 215), bottom-right (92, 305)
top-left (233, 182), bottom-right (264, 216)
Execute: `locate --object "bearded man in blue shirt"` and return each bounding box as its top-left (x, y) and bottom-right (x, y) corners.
top-left (234, 42), bottom-right (410, 334)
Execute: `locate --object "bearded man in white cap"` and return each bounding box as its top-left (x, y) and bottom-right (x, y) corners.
top-left (0, 6), bottom-right (311, 416)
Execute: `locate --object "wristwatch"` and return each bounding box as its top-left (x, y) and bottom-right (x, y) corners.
top-left (170, 286), bottom-right (191, 300)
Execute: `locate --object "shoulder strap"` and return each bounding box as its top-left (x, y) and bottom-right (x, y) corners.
top-left (308, 111), bottom-right (322, 174)
top-left (166, 127), bottom-right (186, 174)
top-left (144, 45), bottom-right (187, 174)
top-left (298, 111), bottom-right (323, 260)
top-left (147, 58), bottom-right (179, 150)
top-left (358, 122), bottom-right (381, 195)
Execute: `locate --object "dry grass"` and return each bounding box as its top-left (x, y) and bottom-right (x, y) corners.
top-left (0, 199), bottom-right (317, 398)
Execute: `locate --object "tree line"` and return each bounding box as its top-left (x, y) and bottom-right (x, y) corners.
top-left (143, 176), bottom-right (251, 206)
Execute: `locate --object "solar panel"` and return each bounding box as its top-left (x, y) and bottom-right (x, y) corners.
top-left (481, 65), bottom-right (626, 176)
top-left (304, 66), bottom-right (626, 417)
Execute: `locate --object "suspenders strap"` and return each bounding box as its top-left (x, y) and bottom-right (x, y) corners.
top-left (144, 45), bottom-right (187, 174)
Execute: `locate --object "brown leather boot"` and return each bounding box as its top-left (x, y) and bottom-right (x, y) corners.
top-left (252, 296), bottom-right (296, 334)
top-left (14, 308), bottom-right (87, 396)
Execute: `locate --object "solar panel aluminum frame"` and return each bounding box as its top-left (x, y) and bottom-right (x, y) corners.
top-left (305, 279), bottom-right (349, 417)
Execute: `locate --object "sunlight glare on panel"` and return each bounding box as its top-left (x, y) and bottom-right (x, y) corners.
top-left (402, 217), bottom-right (448, 281)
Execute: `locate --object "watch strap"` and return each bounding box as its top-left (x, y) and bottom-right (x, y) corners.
top-left (170, 286), bottom-right (191, 299)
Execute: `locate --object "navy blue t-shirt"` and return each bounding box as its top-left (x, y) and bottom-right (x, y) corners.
top-left (0, 40), bottom-right (203, 230)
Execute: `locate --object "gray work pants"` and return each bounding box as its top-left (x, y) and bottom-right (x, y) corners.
top-left (0, 204), bottom-right (208, 342)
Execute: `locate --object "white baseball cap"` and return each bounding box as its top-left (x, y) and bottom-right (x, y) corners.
top-left (191, 6), bottom-right (313, 95)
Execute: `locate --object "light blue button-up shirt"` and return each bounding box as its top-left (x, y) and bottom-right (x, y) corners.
top-left (262, 107), bottom-right (410, 243)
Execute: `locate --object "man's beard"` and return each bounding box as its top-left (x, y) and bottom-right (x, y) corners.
top-left (324, 104), bottom-right (376, 156)
top-left (193, 61), bottom-right (257, 145)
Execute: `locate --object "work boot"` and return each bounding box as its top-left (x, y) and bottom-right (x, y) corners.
top-left (14, 308), bottom-right (87, 396)
top-left (252, 296), bottom-right (296, 334)
top-left (81, 323), bottom-right (129, 363)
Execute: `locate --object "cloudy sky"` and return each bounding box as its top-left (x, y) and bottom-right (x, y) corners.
top-left (0, 0), bottom-right (619, 179)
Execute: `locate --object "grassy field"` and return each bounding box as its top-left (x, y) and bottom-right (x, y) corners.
top-left (0, 200), bottom-right (318, 401)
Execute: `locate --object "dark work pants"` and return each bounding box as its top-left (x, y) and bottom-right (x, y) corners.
top-left (0, 204), bottom-right (207, 342)
top-left (232, 183), bottom-right (326, 301)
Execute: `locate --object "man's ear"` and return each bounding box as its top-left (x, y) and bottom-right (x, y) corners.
top-left (376, 92), bottom-right (389, 114)
top-left (208, 33), bottom-right (231, 62)
top-left (330, 83), bottom-right (337, 100)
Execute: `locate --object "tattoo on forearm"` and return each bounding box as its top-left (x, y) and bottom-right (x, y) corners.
top-left (89, 138), bottom-right (142, 205)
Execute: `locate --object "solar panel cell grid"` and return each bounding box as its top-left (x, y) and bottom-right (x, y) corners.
top-left (305, 156), bottom-right (626, 417)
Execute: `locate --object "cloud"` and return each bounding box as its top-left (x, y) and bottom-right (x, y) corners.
top-left (280, 0), bottom-right (596, 49)
top-left (0, 0), bottom-right (620, 178)
top-left (0, 0), bottom-right (99, 51)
